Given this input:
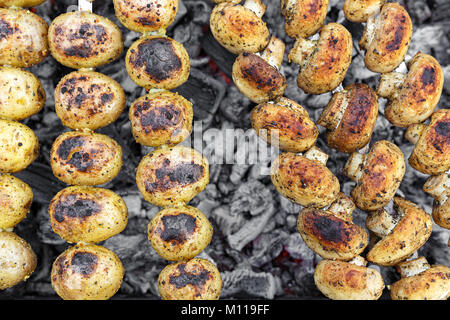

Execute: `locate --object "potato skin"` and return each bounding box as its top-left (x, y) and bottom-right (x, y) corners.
top-left (210, 2), bottom-right (270, 55)
top-left (367, 197), bottom-right (433, 267)
top-left (55, 71), bottom-right (125, 131)
top-left (0, 8), bottom-right (49, 68)
top-left (129, 90), bottom-right (193, 147)
top-left (343, 0), bottom-right (384, 22)
top-left (0, 174), bottom-right (33, 229)
top-left (0, 231), bottom-right (37, 290)
top-left (281, 0), bottom-right (328, 38)
top-left (148, 206), bottom-right (212, 261)
top-left (51, 244), bottom-right (124, 300)
top-left (271, 152), bottom-right (340, 208)
top-left (113, 0), bottom-right (178, 33)
top-left (0, 0), bottom-right (45, 7)
top-left (126, 36), bottom-right (190, 90)
top-left (390, 265), bottom-right (450, 300)
top-left (49, 186), bottom-right (128, 244)
top-left (136, 146), bottom-right (209, 207)
top-left (314, 259), bottom-right (384, 300)
top-left (48, 12), bottom-right (123, 69)
top-left (50, 131), bottom-right (122, 186)
top-left (158, 258), bottom-right (222, 300)
top-left (0, 67), bottom-right (45, 121)
top-left (0, 120), bottom-right (39, 173)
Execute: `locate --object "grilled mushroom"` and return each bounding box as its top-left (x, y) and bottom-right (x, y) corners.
top-left (0, 0), bottom-right (45, 7)
top-left (343, 0), bottom-right (385, 23)
top-left (0, 174), bottom-right (33, 229)
top-left (423, 173), bottom-right (449, 230)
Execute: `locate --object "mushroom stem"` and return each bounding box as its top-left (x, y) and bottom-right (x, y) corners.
top-left (405, 123), bottom-right (427, 145)
top-left (349, 256), bottom-right (367, 267)
top-left (366, 200), bottom-right (402, 238)
top-left (377, 72), bottom-right (407, 98)
top-left (243, 0), bottom-right (266, 18)
top-left (288, 38), bottom-right (317, 65)
top-left (396, 257), bottom-right (431, 278)
top-left (359, 15), bottom-right (376, 50)
top-left (304, 146), bottom-right (328, 165)
top-left (317, 91), bottom-right (348, 131)
top-left (260, 36), bottom-right (285, 69)
top-left (78, 0), bottom-right (93, 12)
top-left (328, 193), bottom-right (355, 223)
top-left (343, 152), bottom-right (366, 182)
top-left (423, 173), bottom-right (449, 203)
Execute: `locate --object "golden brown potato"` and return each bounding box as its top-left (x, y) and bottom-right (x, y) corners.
top-left (378, 53), bottom-right (444, 128)
top-left (113, 0), bottom-right (179, 33)
top-left (318, 83), bottom-right (379, 153)
top-left (0, 231), bottom-right (36, 290)
top-left (48, 186), bottom-right (128, 244)
top-left (0, 0), bottom-right (45, 7)
top-left (281, 0), bottom-right (328, 39)
top-left (314, 258), bottom-right (385, 300)
top-left (423, 173), bottom-right (449, 230)
top-left (366, 197), bottom-right (433, 267)
top-left (359, 2), bottom-right (412, 73)
top-left (271, 147), bottom-right (340, 208)
top-left (136, 146), bottom-right (209, 207)
top-left (55, 71), bottom-right (125, 131)
top-left (51, 244), bottom-right (124, 300)
top-left (158, 258), bottom-right (222, 300)
top-left (129, 90), bottom-right (193, 147)
top-left (148, 206), bottom-right (213, 261)
top-left (126, 36), bottom-right (190, 90)
top-left (288, 23), bottom-right (353, 95)
top-left (48, 11), bottom-right (123, 69)
top-left (210, 0), bottom-right (270, 54)
top-left (343, 140), bottom-right (405, 211)
top-left (0, 174), bottom-right (33, 229)
top-left (250, 97), bottom-right (318, 153)
top-left (50, 131), bottom-right (122, 186)
top-left (0, 120), bottom-right (39, 173)
top-left (343, 0), bottom-right (385, 22)
top-left (0, 8), bottom-right (49, 68)
top-left (0, 67), bottom-right (45, 121)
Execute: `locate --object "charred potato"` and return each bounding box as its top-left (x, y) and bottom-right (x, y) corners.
top-left (0, 7), bottom-right (49, 68)
top-left (136, 146), bottom-right (209, 207)
top-left (51, 244), bottom-right (124, 300)
top-left (48, 186), bottom-right (128, 244)
top-left (55, 71), bottom-right (126, 131)
top-left (48, 11), bottom-right (123, 69)
top-left (281, 0), bottom-right (328, 39)
top-left (0, 231), bottom-right (37, 290)
top-left (126, 36), bottom-right (190, 90)
top-left (0, 120), bottom-right (39, 173)
top-left (343, 0), bottom-right (385, 23)
top-left (0, 0), bottom-right (46, 7)
top-left (158, 258), bottom-right (222, 300)
top-left (0, 67), bottom-right (45, 121)
top-left (0, 174), bottom-right (33, 229)
top-left (129, 90), bottom-right (193, 147)
top-left (148, 206), bottom-right (213, 261)
top-left (50, 131), bottom-right (122, 186)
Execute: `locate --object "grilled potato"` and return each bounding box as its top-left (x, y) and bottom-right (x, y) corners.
top-left (0, 231), bottom-right (37, 290)
top-left (0, 67), bottom-right (45, 121)
top-left (49, 186), bottom-right (128, 244)
top-left (129, 90), bottom-right (193, 147)
top-left (0, 120), bottom-right (39, 173)
top-left (158, 258), bottom-right (222, 300)
top-left (48, 11), bottom-right (123, 69)
top-left (0, 7), bottom-right (49, 68)
top-left (50, 131), bottom-right (122, 186)
top-left (126, 36), bottom-right (190, 90)
top-left (0, 174), bottom-right (33, 229)
top-left (136, 146), bottom-right (209, 207)
top-left (55, 71), bottom-right (125, 131)
top-left (0, 0), bottom-right (46, 7)
top-left (51, 244), bottom-right (124, 300)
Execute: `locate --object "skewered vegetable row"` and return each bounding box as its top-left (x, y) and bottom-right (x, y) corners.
top-left (0, 0), bottom-right (48, 291)
top-left (46, 0), bottom-right (128, 300)
top-left (113, 0), bottom-right (222, 300)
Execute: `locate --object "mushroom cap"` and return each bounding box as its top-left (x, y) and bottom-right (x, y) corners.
top-left (349, 140), bottom-right (405, 211)
top-left (0, 0), bottom-right (45, 7)
top-left (281, 0), bottom-right (328, 38)
top-left (390, 265), bottom-right (450, 300)
top-left (367, 197), bottom-right (433, 267)
top-left (318, 83), bottom-right (379, 153)
top-left (314, 259), bottom-right (385, 300)
top-left (0, 174), bottom-right (33, 229)
top-left (210, 2), bottom-right (270, 55)
top-left (232, 52), bottom-right (287, 104)
top-left (343, 0), bottom-right (384, 23)
top-left (126, 36), bottom-right (190, 90)
top-left (271, 152), bottom-right (340, 208)
top-left (360, 2), bottom-right (412, 73)
top-left (297, 208), bottom-right (368, 260)
top-left (113, 0), bottom-right (179, 33)
top-left (408, 109), bottom-right (449, 175)
top-left (296, 23), bottom-right (353, 95)
top-left (384, 53), bottom-right (444, 128)
top-left (48, 11), bottom-right (123, 69)
top-left (250, 97), bottom-right (318, 153)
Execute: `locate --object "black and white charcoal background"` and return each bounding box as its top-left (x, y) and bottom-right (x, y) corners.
top-left (1, 0), bottom-right (449, 299)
